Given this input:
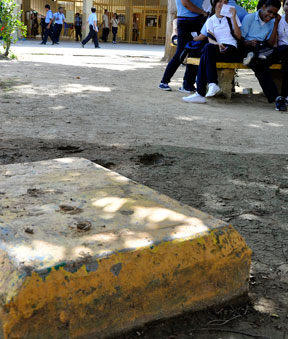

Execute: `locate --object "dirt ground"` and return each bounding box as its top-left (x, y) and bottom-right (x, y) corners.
top-left (1, 41), bottom-right (288, 339)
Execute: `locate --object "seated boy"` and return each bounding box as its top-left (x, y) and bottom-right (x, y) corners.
top-left (241, 0), bottom-right (286, 111)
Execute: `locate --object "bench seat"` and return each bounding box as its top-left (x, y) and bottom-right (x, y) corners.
top-left (186, 57), bottom-right (283, 99)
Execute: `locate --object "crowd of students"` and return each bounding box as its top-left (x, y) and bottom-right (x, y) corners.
top-left (159, 0), bottom-right (288, 112)
top-left (40, 5), bottom-right (120, 49)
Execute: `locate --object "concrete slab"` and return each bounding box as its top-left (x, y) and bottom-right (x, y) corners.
top-left (0, 158), bottom-right (252, 339)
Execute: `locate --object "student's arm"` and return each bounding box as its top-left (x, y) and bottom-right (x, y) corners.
top-left (181, 0), bottom-right (208, 16)
top-left (230, 8), bottom-right (241, 39)
top-left (194, 33), bottom-right (207, 41)
top-left (267, 14), bottom-right (281, 46)
top-left (241, 14), bottom-right (258, 46)
top-left (48, 13), bottom-right (53, 29)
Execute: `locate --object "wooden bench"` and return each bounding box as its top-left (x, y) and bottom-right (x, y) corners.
top-left (186, 57), bottom-right (283, 99)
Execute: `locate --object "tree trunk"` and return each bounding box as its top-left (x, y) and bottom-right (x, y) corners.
top-left (4, 42), bottom-right (10, 57)
top-left (162, 0), bottom-right (177, 62)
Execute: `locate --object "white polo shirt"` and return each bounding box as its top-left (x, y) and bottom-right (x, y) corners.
top-left (88, 13), bottom-right (97, 26)
top-left (206, 14), bottom-right (241, 47)
top-left (278, 15), bottom-right (288, 46)
top-left (54, 12), bottom-right (65, 24)
top-left (102, 14), bottom-right (109, 28)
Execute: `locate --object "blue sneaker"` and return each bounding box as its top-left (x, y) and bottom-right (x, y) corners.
top-left (275, 96), bottom-right (287, 111)
top-left (158, 83), bottom-right (172, 91)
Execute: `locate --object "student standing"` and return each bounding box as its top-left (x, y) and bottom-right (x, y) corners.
top-left (41, 4), bottom-right (55, 45)
top-left (53, 7), bottom-right (65, 44)
top-left (102, 9), bottom-right (110, 42)
top-left (241, 0), bottom-right (286, 111)
top-left (81, 7), bottom-right (100, 48)
top-left (111, 13), bottom-right (119, 44)
top-left (75, 13), bottom-right (82, 41)
top-left (158, 0), bottom-right (208, 93)
top-left (183, 0), bottom-right (241, 103)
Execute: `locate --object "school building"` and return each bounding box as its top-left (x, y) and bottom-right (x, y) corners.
top-left (20, 0), bottom-right (168, 44)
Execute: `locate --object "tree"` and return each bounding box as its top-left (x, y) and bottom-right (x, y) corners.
top-left (163, 0), bottom-right (177, 62)
top-left (0, 0), bottom-right (26, 57)
top-left (239, 0), bottom-right (258, 11)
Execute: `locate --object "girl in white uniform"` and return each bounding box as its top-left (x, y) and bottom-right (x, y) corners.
top-left (183, 0), bottom-right (241, 103)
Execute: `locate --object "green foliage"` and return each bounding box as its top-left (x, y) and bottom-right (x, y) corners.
top-left (238, 0), bottom-right (259, 11)
top-left (0, 0), bottom-right (27, 57)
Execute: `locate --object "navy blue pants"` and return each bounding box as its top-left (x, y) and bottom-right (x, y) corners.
top-left (82, 25), bottom-right (99, 47)
top-left (112, 27), bottom-right (118, 42)
top-left (53, 23), bottom-right (62, 43)
top-left (244, 46), bottom-right (279, 103)
top-left (43, 24), bottom-right (55, 44)
top-left (197, 43), bottom-right (237, 97)
top-left (161, 17), bottom-right (204, 91)
top-left (276, 45), bottom-right (288, 98)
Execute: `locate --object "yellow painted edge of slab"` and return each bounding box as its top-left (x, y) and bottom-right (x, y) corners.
top-left (1, 225), bottom-right (252, 339)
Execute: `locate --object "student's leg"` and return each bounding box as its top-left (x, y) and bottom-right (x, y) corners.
top-left (251, 61), bottom-right (279, 103)
top-left (54, 24), bottom-right (59, 42)
top-left (278, 45), bottom-right (288, 98)
top-left (42, 24), bottom-right (49, 43)
top-left (82, 26), bottom-right (93, 45)
top-left (161, 19), bottom-right (194, 86)
top-left (48, 26), bottom-right (55, 43)
top-left (93, 30), bottom-right (99, 47)
top-left (182, 19), bottom-right (206, 91)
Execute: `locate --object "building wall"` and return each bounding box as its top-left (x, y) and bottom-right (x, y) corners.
top-left (21, 0), bottom-right (167, 43)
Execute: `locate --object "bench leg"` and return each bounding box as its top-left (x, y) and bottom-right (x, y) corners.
top-left (270, 69), bottom-right (283, 95)
top-left (217, 69), bottom-right (235, 100)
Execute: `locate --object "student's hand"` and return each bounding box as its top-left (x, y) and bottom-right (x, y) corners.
top-left (230, 7), bottom-right (236, 18)
top-left (246, 39), bottom-right (258, 47)
top-left (219, 43), bottom-right (226, 52)
top-left (274, 13), bottom-right (281, 23)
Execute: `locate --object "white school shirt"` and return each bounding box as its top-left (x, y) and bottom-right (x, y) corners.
top-left (206, 14), bottom-right (241, 47)
top-left (45, 10), bottom-right (53, 24)
top-left (111, 18), bottom-right (119, 28)
top-left (88, 13), bottom-right (97, 26)
top-left (278, 15), bottom-right (288, 46)
top-left (54, 12), bottom-right (65, 24)
top-left (102, 14), bottom-right (109, 28)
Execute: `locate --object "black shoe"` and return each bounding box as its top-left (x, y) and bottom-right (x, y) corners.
top-left (275, 96), bottom-right (287, 111)
top-left (95, 46), bottom-right (100, 48)
top-left (40, 42), bottom-right (46, 45)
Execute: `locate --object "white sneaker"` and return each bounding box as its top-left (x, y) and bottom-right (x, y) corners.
top-left (182, 92), bottom-right (206, 103)
top-left (178, 86), bottom-right (194, 94)
top-left (206, 83), bottom-right (220, 97)
top-left (243, 52), bottom-right (254, 66)
top-left (258, 54), bottom-right (267, 60)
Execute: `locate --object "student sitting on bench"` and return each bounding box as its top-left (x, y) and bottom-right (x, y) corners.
top-left (241, 0), bottom-right (286, 111)
top-left (183, 0), bottom-right (241, 103)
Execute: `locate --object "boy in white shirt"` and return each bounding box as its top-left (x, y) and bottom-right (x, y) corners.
top-left (81, 8), bottom-right (100, 48)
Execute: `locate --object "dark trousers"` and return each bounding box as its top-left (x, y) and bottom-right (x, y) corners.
top-left (82, 25), bottom-right (99, 47)
top-left (75, 25), bottom-right (82, 41)
top-left (197, 43), bottom-right (237, 96)
top-left (53, 23), bottom-right (62, 43)
top-left (161, 17), bottom-right (204, 91)
top-left (102, 27), bottom-right (109, 42)
top-left (112, 27), bottom-right (118, 42)
top-left (43, 24), bottom-right (55, 44)
top-left (276, 45), bottom-right (288, 98)
top-left (244, 46), bottom-right (279, 103)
